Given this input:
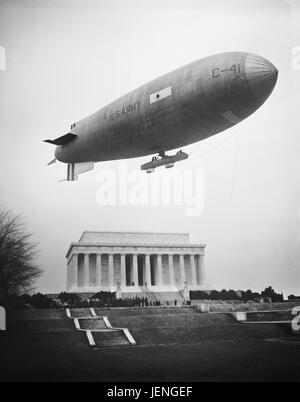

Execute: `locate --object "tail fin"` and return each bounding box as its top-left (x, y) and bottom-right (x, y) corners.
top-left (47, 158), bottom-right (56, 166)
top-left (65, 162), bottom-right (94, 181)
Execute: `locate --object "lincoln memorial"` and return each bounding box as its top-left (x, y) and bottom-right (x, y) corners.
top-left (66, 231), bottom-right (208, 297)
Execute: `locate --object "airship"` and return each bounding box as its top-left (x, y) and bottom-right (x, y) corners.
top-left (45, 51), bottom-right (278, 180)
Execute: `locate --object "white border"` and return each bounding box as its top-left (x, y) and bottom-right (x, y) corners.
top-left (90, 307), bottom-right (97, 317)
top-left (86, 330), bottom-right (96, 346)
top-left (123, 328), bottom-right (136, 345)
top-left (103, 316), bottom-right (112, 328)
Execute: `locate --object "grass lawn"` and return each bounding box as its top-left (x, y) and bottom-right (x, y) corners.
top-left (1, 309), bottom-right (300, 382)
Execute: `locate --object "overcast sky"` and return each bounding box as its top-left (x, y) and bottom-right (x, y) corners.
top-left (0, 0), bottom-right (299, 296)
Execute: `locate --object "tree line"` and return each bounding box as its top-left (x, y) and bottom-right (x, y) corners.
top-left (190, 287), bottom-right (284, 302)
top-left (2, 287), bottom-right (289, 310)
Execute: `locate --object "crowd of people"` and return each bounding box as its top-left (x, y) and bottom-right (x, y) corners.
top-left (78, 296), bottom-right (159, 308)
top-left (65, 296), bottom-right (184, 308)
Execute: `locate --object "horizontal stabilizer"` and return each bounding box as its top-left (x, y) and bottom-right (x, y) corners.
top-left (44, 133), bottom-right (77, 146)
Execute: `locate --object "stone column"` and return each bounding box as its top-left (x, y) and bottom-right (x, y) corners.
top-left (132, 254), bottom-right (138, 286)
top-left (73, 253), bottom-right (78, 288)
top-left (116, 282), bottom-right (122, 299)
top-left (96, 254), bottom-right (101, 287)
top-left (156, 254), bottom-right (163, 286)
top-left (83, 253), bottom-right (89, 288)
top-left (120, 254), bottom-right (126, 287)
top-left (108, 254), bottom-right (114, 287)
top-left (145, 254), bottom-right (151, 286)
top-left (198, 254), bottom-right (205, 285)
top-left (190, 254), bottom-right (197, 285)
top-left (67, 259), bottom-right (72, 291)
top-left (168, 254), bottom-right (175, 286)
top-left (183, 281), bottom-right (189, 301)
top-left (179, 254), bottom-right (185, 285)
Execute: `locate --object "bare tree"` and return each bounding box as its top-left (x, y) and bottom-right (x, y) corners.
top-left (0, 208), bottom-right (42, 300)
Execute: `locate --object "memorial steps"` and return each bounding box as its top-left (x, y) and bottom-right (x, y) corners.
top-left (118, 291), bottom-right (149, 300)
top-left (157, 291), bottom-right (185, 303)
top-left (120, 289), bottom-right (185, 303)
top-left (66, 308), bottom-right (136, 348)
top-left (139, 286), bottom-right (157, 302)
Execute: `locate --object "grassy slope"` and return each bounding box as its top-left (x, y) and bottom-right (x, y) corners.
top-left (1, 308), bottom-right (300, 381)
